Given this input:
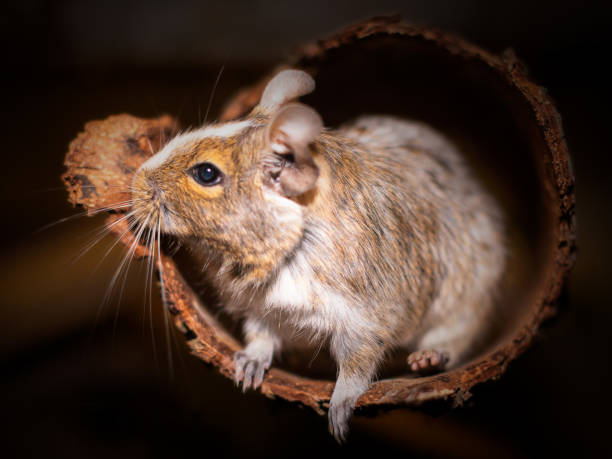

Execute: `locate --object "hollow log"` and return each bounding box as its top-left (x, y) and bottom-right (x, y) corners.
top-left (62, 16), bottom-right (575, 415)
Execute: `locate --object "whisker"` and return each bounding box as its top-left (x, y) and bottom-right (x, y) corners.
top-left (141, 225), bottom-right (154, 317)
top-left (145, 223), bottom-right (160, 374)
top-left (33, 200), bottom-right (135, 234)
top-left (145, 137), bottom-right (157, 158)
top-left (203, 62), bottom-right (226, 124)
top-left (82, 210), bottom-right (135, 238)
top-left (97, 214), bottom-right (151, 332)
top-left (69, 211), bottom-right (137, 266)
top-left (156, 215), bottom-right (175, 378)
top-left (106, 216), bottom-right (148, 297)
top-left (112, 221), bottom-right (149, 335)
top-left (29, 184), bottom-right (133, 195)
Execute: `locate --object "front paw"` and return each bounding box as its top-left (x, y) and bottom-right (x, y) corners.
top-left (328, 395), bottom-right (356, 444)
top-left (233, 349), bottom-right (271, 391)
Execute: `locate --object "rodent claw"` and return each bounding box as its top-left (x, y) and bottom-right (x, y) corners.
top-left (253, 362), bottom-right (266, 389)
top-left (233, 351), bottom-right (248, 385)
top-left (328, 398), bottom-right (352, 444)
top-left (242, 361), bottom-right (255, 392)
top-left (233, 350), bottom-right (270, 392)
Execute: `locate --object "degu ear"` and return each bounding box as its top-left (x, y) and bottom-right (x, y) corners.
top-left (259, 69), bottom-right (315, 111)
top-left (266, 103), bottom-right (323, 197)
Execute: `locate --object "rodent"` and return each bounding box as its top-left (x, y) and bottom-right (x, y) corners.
top-left (130, 69), bottom-right (505, 442)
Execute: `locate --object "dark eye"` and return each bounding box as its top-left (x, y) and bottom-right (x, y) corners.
top-left (192, 162), bottom-right (223, 186)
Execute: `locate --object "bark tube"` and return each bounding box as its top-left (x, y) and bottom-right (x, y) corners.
top-left (63, 17), bottom-right (576, 415)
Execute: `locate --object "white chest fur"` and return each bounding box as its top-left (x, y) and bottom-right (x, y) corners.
top-left (261, 253), bottom-right (373, 345)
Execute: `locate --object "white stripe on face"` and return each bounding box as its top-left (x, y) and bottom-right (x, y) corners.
top-left (139, 120), bottom-right (254, 171)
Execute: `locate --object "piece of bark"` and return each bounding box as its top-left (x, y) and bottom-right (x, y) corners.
top-left (63, 114), bottom-right (177, 214)
top-left (62, 17), bottom-right (575, 415)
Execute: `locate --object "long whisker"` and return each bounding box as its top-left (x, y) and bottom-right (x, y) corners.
top-left (29, 184), bottom-right (134, 195)
top-left (115, 220), bottom-right (150, 316)
top-left (146, 223), bottom-right (161, 374)
top-left (97, 214), bottom-right (151, 332)
top-left (34, 200), bottom-right (135, 234)
top-left (145, 138), bottom-right (156, 157)
top-left (203, 62), bottom-right (226, 124)
top-left (106, 215), bottom-right (149, 300)
top-left (70, 211), bottom-right (137, 266)
top-left (141, 225), bottom-right (154, 320)
top-left (110, 220), bottom-right (148, 342)
top-left (156, 214), bottom-right (175, 378)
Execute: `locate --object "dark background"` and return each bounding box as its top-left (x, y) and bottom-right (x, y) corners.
top-left (1, 1), bottom-right (610, 458)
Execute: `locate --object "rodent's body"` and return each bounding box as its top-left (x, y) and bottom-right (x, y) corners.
top-left (210, 115), bottom-right (502, 357)
top-left (131, 70), bottom-right (505, 442)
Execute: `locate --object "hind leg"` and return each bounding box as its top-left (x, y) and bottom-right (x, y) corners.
top-left (407, 348), bottom-right (449, 374)
top-left (408, 316), bottom-right (483, 374)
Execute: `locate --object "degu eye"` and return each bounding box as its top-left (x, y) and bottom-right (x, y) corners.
top-left (192, 162), bottom-right (223, 186)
